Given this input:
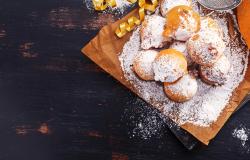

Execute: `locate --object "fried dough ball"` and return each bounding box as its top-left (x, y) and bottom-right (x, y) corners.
top-left (164, 74), bottom-right (198, 102)
top-left (200, 17), bottom-right (223, 37)
top-left (199, 54), bottom-right (231, 85)
top-left (163, 5), bottom-right (201, 41)
top-left (141, 15), bottom-right (169, 49)
top-left (133, 50), bottom-right (159, 80)
top-left (187, 31), bottom-right (225, 66)
top-left (153, 49), bottom-right (187, 83)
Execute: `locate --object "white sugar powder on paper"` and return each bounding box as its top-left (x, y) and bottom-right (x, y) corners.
top-left (119, 13), bottom-right (249, 127)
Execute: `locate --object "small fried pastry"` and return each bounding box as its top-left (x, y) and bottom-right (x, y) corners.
top-left (153, 49), bottom-right (187, 83)
top-left (164, 74), bottom-right (198, 102)
top-left (133, 50), bottom-right (159, 80)
top-left (141, 15), bottom-right (169, 49)
top-left (200, 17), bottom-right (223, 37)
top-left (163, 5), bottom-right (201, 41)
top-left (199, 54), bottom-right (231, 85)
top-left (187, 31), bottom-right (225, 66)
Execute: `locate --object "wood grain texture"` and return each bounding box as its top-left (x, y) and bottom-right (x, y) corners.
top-left (0, 0), bottom-right (249, 159)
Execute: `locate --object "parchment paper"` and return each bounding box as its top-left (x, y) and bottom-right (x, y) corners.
top-left (81, 9), bottom-right (250, 145)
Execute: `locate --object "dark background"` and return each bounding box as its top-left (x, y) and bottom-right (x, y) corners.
top-left (0, 0), bottom-right (250, 159)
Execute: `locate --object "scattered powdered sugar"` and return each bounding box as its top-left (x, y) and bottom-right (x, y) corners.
top-left (119, 12), bottom-right (249, 126)
top-left (232, 126), bottom-right (249, 147)
top-left (122, 97), bottom-right (167, 139)
top-left (84, 0), bottom-right (133, 15)
top-left (141, 15), bottom-right (167, 49)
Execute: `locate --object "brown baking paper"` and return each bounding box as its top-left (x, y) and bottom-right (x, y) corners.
top-left (81, 9), bottom-right (250, 145)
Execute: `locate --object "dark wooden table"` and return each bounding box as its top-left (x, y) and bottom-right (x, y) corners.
top-left (0, 0), bottom-right (250, 159)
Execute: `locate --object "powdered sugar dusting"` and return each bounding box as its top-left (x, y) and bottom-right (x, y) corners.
top-left (141, 15), bottom-right (168, 49)
top-left (153, 52), bottom-right (186, 83)
top-left (187, 30), bottom-right (226, 66)
top-left (133, 50), bottom-right (158, 80)
top-left (233, 126), bottom-right (249, 147)
top-left (119, 12), bottom-right (249, 127)
top-left (165, 74), bottom-right (198, 99)
top-left (122, 98), bottom-right (167, 139)
top-left (200, 17), bottom-right (223, 37)
top-left (200, 54), bottom-right (231, 85)
top-left (173, 11), bottom-right (198, 41)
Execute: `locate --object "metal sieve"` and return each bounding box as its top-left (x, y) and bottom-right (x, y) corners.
top-left (197, 0), bottom-right (242, 11)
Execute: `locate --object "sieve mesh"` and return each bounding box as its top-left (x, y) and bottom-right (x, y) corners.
top-left (197, 0), bottom-right (242, 10)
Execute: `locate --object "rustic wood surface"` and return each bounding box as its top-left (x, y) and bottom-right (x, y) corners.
top-left (0, 0), bottom-right (250, 159)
